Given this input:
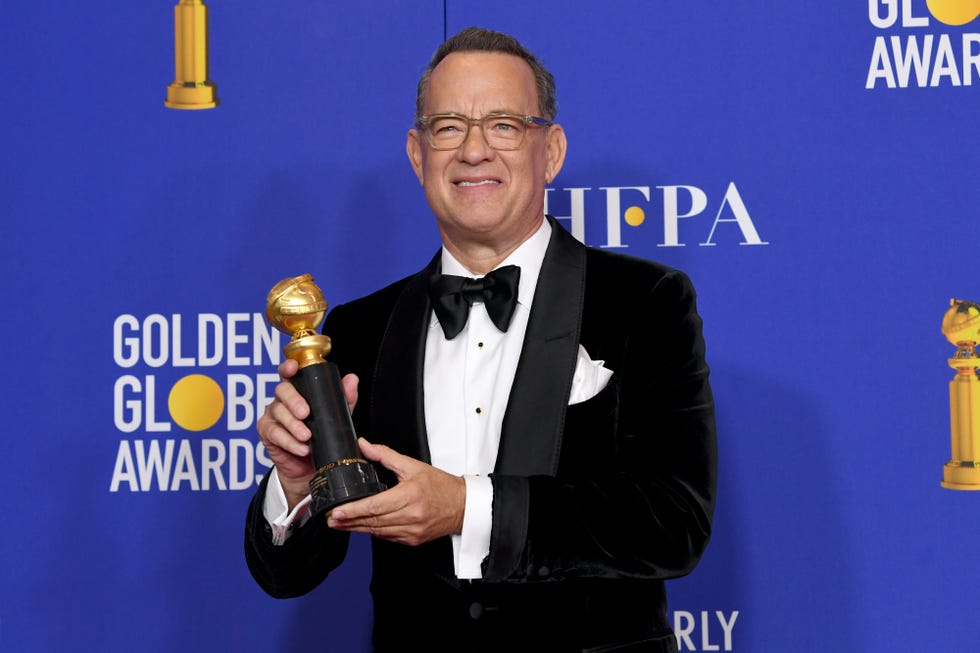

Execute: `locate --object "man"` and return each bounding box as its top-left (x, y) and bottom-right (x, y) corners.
top-left (246, 26), bottom-right (716, 653)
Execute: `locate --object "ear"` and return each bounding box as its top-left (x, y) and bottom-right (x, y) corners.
top-left (544, 124), bottom-right (567, 185)
top-left (406, 129), bottom-right (425, 185)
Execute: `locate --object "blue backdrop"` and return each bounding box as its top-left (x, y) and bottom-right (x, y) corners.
top-left (3, 1), bottom-right (978, 650)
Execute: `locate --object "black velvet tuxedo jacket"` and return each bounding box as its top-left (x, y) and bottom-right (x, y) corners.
top-left (245, 217), bottom-right (717, 653)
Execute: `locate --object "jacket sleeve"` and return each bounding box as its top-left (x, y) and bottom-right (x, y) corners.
top-left (244, 471), bottom-right (351, 598)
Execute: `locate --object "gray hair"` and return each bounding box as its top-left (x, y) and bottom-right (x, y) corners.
top-left (414, 27), bottom-right (558, 123)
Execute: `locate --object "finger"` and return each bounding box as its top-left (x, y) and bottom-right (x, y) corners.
top-left (341, 373), bottom-right (359, 412)
top-left (268, 400), bottom-right (311, 443)
top-left (258, 412), bottom-right (311, 457)
top-left (358, 438), bottom-right (413, 479)
top-left (328, 499), bottom-right (429, 546)
top-left (278, 358), bottom-right (299, 379)
top-left (329, 486), bottom-right (408, 522)
top-left (328, 520), bottom-right (417, 545)
top-left (274, 380), bottom-right (309, 420)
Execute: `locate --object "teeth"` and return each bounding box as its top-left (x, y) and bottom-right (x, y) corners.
top-left (457, 180), bottom-right (498, 187)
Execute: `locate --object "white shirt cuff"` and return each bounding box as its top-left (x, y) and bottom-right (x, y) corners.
top-left (454, 474), bottom-right (493, 579)
top-left (262, 467), bottom-right (313, 546)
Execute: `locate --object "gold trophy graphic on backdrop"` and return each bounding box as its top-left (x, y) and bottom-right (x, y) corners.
top-left (165, 0), bottom-right (219, 109)
top-left (266, 275), bottom-right (386, 513)
top-left (941, 298), bottom-right (980, 490)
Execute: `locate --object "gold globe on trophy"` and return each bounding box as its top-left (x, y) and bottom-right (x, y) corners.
top-left (940, 298), bottom-right (980, 490)
top-left (266, 274), bottom-right (386, 513)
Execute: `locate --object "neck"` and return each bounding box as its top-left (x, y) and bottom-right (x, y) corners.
top-left (439, 217), bottom-right (544, 275)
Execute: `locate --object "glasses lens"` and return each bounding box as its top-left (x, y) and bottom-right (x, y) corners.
top-left (424, 114), bottom-right (530, 150)
top-left (483, 115), bottom-right (526, 150)
top-left (426, 115), bottom-right (468, 149)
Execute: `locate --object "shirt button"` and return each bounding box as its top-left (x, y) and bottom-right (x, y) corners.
top-left (475, 407), bottom-right (482, 414)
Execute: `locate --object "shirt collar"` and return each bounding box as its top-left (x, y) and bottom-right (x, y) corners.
top-left (436, 215), bottom-right (552, 314)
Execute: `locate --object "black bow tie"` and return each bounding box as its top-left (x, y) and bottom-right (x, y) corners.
top-left (428, 265), bottom-right (521, 339)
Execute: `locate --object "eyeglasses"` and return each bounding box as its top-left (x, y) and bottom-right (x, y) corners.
top-left (415, 112), bottom-right (552, 151)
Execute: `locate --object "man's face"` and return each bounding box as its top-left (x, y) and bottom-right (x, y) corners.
top-left (407, 51), bottom-right (566, 253)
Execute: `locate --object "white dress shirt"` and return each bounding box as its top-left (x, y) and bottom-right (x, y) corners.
top-left (424, 217), bottom-right (551, 578)
top-left (263, 217), bottom-right (552, 580)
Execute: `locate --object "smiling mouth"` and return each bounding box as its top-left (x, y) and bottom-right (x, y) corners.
top-left (455, 179), bottom-right (500, 187)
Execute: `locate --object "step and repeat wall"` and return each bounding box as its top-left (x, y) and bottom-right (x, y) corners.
top-left (3, 2), bottom-right (978, 651)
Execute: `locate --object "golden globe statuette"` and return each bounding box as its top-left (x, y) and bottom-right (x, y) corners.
top-left (941, 298), bottom-right (980, 489)
top-left (266, 274), bottom-right (385, 513)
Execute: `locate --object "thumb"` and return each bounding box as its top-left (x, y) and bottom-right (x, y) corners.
top-left (359, 438), bottom-right (411, 480)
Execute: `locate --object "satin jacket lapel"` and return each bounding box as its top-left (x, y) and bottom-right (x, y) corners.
top-left (369, 252), bottom-right (440, 464)
top-left (496, 217), bottom-right (586, 476)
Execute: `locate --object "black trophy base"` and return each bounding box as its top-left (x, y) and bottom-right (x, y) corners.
top-left (309, 459), bottom-right (386, 515)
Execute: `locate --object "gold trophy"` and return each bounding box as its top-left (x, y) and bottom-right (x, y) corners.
top-left (266, 274), bottom-right (385, 513)
top-left (941, 298), bottom-right (980, 489)
top-left (165, 0), bottom-right (219, 110)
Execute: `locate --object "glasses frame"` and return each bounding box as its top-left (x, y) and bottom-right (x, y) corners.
top-left (415, 112), bottom-right (553, 151)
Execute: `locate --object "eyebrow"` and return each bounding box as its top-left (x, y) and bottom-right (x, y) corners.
top-left (427, 109), bottom-right (528, 117)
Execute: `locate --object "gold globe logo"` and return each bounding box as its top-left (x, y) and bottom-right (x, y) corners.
top-left (167, 374), bottom-right (225, 431)
top-left (927, 0), bottom-right (980, 25)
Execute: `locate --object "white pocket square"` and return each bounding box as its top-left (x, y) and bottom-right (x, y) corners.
top-left (568, 344), bottom-right (614, 405)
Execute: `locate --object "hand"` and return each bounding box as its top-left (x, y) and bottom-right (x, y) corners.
top-left (327, 438), bottom-right (466, 547)
top-left (256, 359), bottom-right (359, 510)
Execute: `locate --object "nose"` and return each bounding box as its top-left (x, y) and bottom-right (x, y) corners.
top-left (457, 121), bottom-right (494, 163)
